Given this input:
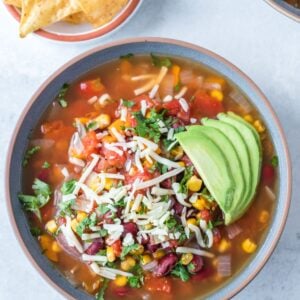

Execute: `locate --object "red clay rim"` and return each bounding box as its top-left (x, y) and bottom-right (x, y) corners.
top-left (4, 0), bottom-right (141, 42)
top-left (5, 37), bottom-right (292, 299)
top-left (264, 0), bottom-right (300, 22)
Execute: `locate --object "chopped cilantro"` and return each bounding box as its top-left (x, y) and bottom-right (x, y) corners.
top-left (23, 146), bottom-right (40, 167)
top-left (199, 187), bottom-right (214, 201)
top-left (98, 204), bottom-right (110, 215)
top-left (174, 81), bottom-right (182, 92)
top-left (61, 179), bottom-right (77, 195)
top-left (57, 83), bottom-right (69, 108)
top-left (58, 199), bottom-right (74, 217)
top-left (120, 53), bottom-right (134, 59)
top-left (179, 166), bottom-right (194, 193)
top-left (18, 178), bottom-right (51, 221)
top-left (165, 216), bottom-right (177, 229)
top-left (171, 263), bottom-right (190, 281)
top-left (122, 99), bottom-right (135, 108)
top-left (96, 278), bottom-right (109, 300)
top-left (76, 212), bottom-right (97, 236)
top-left (121, 243), bottom-right (139, 259)
top-left (151, 53), bottom-right (172, 68)
top-left (30, 226), bottom-right (42, 237)
top-left (128, 275), bottom-right (142, 288)
top-left (115, 198), bottom-right (125, 208)
top-left (87, 121), bottom-right (97, 130)
top-left (99, 228), bottom-right (108, 237)
top-left (42, 161), bottom-right (50, 169)
top-left (156, 162), bottom-right (168, 174)
top-left (271, 155), bottom-right (278, 167)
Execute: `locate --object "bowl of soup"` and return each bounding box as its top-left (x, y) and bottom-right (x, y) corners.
top-left (6, 38), bottom-right (291, 299)
top-left (265, 0), bottom-right (300, 22)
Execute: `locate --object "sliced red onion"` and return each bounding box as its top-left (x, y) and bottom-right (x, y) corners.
top-left (68, 132), bottom-right (84, 156)
top-left (229, 89), bottom-right (252, 113)
top-left (142, 260), bottom-right (158, 272)
top-left (56, 233), bottom-right (81, 259)
top-left (71, 196), bottom-right (92, 213)
top-left (75, 121), bottom-right (87, 138)
top-left (226, 224), bottom-right (242, 240)
top-left (31, 138), bottom-right (55, 149)
top-left (217, 255), bottom-right (231, 277)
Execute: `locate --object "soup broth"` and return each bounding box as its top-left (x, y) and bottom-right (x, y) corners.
top-left (19, 55), bottom-right (277, 299)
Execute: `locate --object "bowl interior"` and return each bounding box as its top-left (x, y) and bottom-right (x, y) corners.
top-left (7, 39), bottom-right (291, 299)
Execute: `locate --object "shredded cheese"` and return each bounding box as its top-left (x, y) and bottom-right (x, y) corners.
top-left (149, 150), bottom-right (181, 169)
top-left (134, 79), bottom-right (156, 96)
top-left (174, 86), bottom-right (188, 99)
top-left (149, 84), bottom-right (159, 99)
top-left (179, 97), bottom-right (189, 112)
top-left (81, 233), bottom-right (101, 241)
top-left (176, 247), bottom-right (214, 258)
top-left (82, 254), bottom-right (108, 262)
top-left (110, 127), bottom-right (125, 143)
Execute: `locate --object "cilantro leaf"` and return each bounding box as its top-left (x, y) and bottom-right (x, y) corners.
top-left (271, 155), bottom-right (278, 167)
top-left (61, 179), bottom-right (77, 195)
top-left (23, 146), bottom-right (40, 167)
top-left (171, 263), bottom-right (190, 281)
top-left (179, 166), bottom-right (194, 193)
top-left (120, 53), bottom-right (134, 59)
top-left (57, 83), bottom-right (69, 108)
top-left (122, 99), bottom-right (135, 108)
top-left (151, 53), bottom-right (172, 68)
top-left (42, 161), bottom-right (50, 169)
top-left (121, 244), bottom-right (139, 259)
top-left (96, 278), bottom-right (109, 300)
top-left (30, 226), bottom-right (42, 237)
top-left (128, 275), bottom-right (142, 288)
top-left (58, 199), bottom-right (74, 217)
top-left (98, 204), bottom-right (110, 215)
top-left (165, 216), bottom-right (177, 230)
top-left (18, 178), bottom-right (51, 221)
top-left (76, 212), bottom-right (97, 236)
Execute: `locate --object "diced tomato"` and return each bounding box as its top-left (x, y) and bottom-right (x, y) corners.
top-left (199, 209), bottom-right (211, 222)
top-left (79, 78), bottom-right (105, 98)
top-left (168, 239), bottom-right (178, 249)
top-left (163, 99), bottom-right (190, 123)
top-left (101, 147), bottom-right (126, 167)
top-left (81, 131), bottom-right (98, 158)
top-left (114, 286), bottom-right (130, 297)
top-left (57, 217), bottom-right (66, 226)
top-left (212, 228), bottom-right (222, 244)
top-left (95, 158), bottom-right (117, 173)
top-left (125, 168), bottom-right (154, 185)
top-left (111, 240), bottom-right (122, 257)
top-left (37, 169), bottom-right (49, 182)
top-left (144, 275), bottom-right (172, 293)
top-left (191, 91), bottom-right (224, 118)
top-left (130, 94), bottom-right (156, 112)
top-left (262, 164), bottom-right (275, 185)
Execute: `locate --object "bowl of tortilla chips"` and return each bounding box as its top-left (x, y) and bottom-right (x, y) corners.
top-left (4, 0), bottom-right (141, 42)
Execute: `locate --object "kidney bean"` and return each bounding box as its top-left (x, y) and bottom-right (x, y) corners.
top-left (122, 222), bottom-right (138, 237)
top-left (160, 178), bottom-right (172, 189)
top-left (153, 253), bottom-right (178, 277)
top-left (147, 243), bottom-right (160, 253)
top-left (85, 238), bottom-right (104, 255)
top-left (262, 164), bottom-right (275, 185)
top-left (188, 255), bottom-right (204, 274)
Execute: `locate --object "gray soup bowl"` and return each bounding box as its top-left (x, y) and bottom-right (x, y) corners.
top-left (6, 38), bottom-right (292, 300)
top-left (265, 0), bottom-right (300, 22)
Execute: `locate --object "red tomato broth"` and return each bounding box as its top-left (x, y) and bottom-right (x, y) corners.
top-left (20, 55), bottom-right (277, 299)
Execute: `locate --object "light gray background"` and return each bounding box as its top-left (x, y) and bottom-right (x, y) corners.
top-left (0, 0), bottom-right (299, 299)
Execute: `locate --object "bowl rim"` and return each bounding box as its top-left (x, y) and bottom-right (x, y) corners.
top-left (5, 37), bottom-right (292, 299)
top-left (4, 0), bottom-right (141, 42)
top-left (264, 0), bottom-right (300, 22)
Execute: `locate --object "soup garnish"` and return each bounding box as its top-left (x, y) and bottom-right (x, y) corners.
top-left (18, 55), bottom-right (277, 299)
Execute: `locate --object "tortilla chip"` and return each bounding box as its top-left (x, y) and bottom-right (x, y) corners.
top-left (19, 0), bottom-right (81, 37)
top-left (63, 11), bottom-right (87, 24)
top-left (4, 0), bottom-right (22, 8)
top-left (75, 0), bottom-right (128, 28)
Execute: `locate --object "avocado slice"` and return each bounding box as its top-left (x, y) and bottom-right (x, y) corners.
top-left (187, 125), bottom-right (246, 222)
top-left (175, 130), bottom-right (235, 223)
top-left (218, 112), bottom-right (262, 207)
top-left (201, 118), bottom-right (252, 222)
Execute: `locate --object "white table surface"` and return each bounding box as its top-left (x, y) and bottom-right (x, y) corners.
top-left (0, 0), bottom-right (299, 299)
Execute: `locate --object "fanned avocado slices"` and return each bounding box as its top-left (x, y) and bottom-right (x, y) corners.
top-left (188, 125), bottom-right (246, 224)
top-left (175, 130), bottom-right (235, 218)
top-left (175, 112), bottom-right (262, 225)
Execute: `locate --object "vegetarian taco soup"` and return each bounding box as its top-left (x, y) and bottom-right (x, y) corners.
top-left (19, 54), bottom-right (278, 299)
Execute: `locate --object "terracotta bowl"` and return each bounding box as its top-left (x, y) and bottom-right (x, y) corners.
top-left (6, 38), bottom-right (292, 299)
top-left (4, 0), bottom-right (142, 42)
top-left (265, 0), bottom-right (300, 22)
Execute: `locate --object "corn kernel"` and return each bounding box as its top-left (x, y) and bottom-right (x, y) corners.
top-left (130, 244), bottom-right (144, 255)
top-left (205, 76), bottom-right (226, 89)
top-left (187, 175), bottom-right (203, 192)
top-left (178, 161), bottom-right (185, 167)
top-left (104, 178), bottom-right (114, 190)
top-left (193, 197), bottom-right (210, 211)
top-left (259, 210), bottom-right (270, 224)
top-left (187, 218), bottom-right (197, 226)
top-left (242, 238), bottom-right (257, 254)
top-left (77, 212), bottom-right (87, 222)
top-left (52, 241), bottom-right (61, 253)
top-left (210, 90), bottom-right (224, 102)
top-left (180, 253), bottom-right (193, 265)
top-left (170, 146), bottom-right (183, 160)
top-left (39, 234), bottom-right (52, 250)
top-left (109, 119), bottom-right (128, 133)
top-left (45, 250), bottom-right (58, 262)
top-left (141, 254), bottom-right (152, 265)
top-left (146, 111), bottom-right (152, 119)
top-left (143, 159), bottom-right (154, 169)
top-left (243, 114), bottom-right (254, 123)
top-left (107, 246), bottom-right (116, 262)
top-left (218, 238), bottom-right (231, 253)
top-left (121, 256), bottom-right (136, 271)
top-left (95, 114), bottom-right (111, 129)
top-left (144, 223), bottom-right (153, 230)
top-left (153, 249), bottom-right (165, 259)
top-left (45, 220), bottom-right (58, 234)
top-left (102, 135), bottom-right (117, 143)
top-left (253, 120), bottom-right (266, 133)
top-left (71, 219), bottom-right (79, 233)
top-left (114, 275), bottom-right (128, 287)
